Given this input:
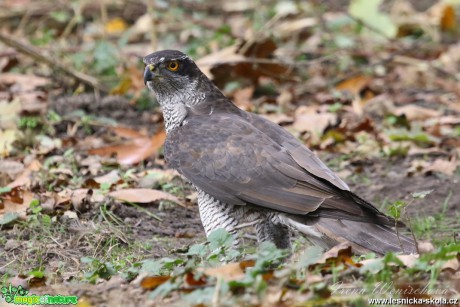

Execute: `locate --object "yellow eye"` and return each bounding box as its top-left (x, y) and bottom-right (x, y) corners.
top-left (167, 61), bottom-right (179, 71)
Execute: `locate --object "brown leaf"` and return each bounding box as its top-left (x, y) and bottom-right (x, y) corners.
top-left (196, 40), bottom-right (290, 86)
top-left (312, 242), bottom-right (361, 272)
top-left (184, 272), bottom-right (208, 287)
top-left (0, 189), bottom-right (34, 221)
top-left (111, 126), bottom-right (147, 139)
top-left (232, 86), bottom-right (254, 110)
top-left (203, 262), bottom-right (247, 282)
top-left (408, 158), bottom-right (459, 176)
top-left (89, 129), bottom-right (166, 165)
top-left (105, 17), bottom-right (128, 35)
top-left (140, 275), bottom-right (170, 290)
top-left (108, 188), bottom-right (184, 206)
top-left (0, 98), bottom-right (21, 129)
top-left (93, 170), bottom-right (121, 185)
top-left (7, 159), bottom-right (41, 188)
top-left (429, 158), bottom-right (459, 175)
top-left (260, 113), bottom-right (293, 125)
top-left (424, 116), bottom-right (460, 127)
top-left (274, 17), bottom-right (316, 39)
top-left (394, 105), bottom-right (441, 121)
top-left (70, 189), bottom-right (102, 212)
top-left (0, 73), bottom-right (49, 92)
top-left (335, 75), bottom-right (371, 96)
top-left (293, 106), bottom-right (337, 141)
top-left (440, 5), bottom-right (456, 32)
top-left (0, 160), bottom-right (24, 178)
top-left (417, 241), bottom-right (435, 254)
top-left (442, 258), bottom-right (459, 272)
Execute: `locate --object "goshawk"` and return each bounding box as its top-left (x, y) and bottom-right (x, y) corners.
top-left (143, 49), bottom-right (416, 255)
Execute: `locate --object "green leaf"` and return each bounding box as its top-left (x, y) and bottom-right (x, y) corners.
top-left (93, 41), bottom-right (119, 75)
top-left (412, 190), bottom-right (433, 199)
top-left (149, 280), bottom-right (178, 299)
top-left (187, 243), bottom-right (207, 257)
top-left (298, 246), bottom-right (323, 268)
top-left (208, 228), bottom-right (234, 250)
top-left (0, 212), bottom-right (19, 225)
top-left (80, 257), bottom-right (96, 264)
top-left (388, 200), bottom-right (407, 219)
top-left (28, 270), bottom-right (45, 278)
top-left (50, 11), bottom-right (70, 23)
top-left (141, 259), bottom-right (162, 275)
top-left (0, 186), bottom-right (12, 194)
top-left (349, 0), bottom-right (397, 38)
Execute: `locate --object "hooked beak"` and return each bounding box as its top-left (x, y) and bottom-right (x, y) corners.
top-left (144, 64), bottom-right (156, 85)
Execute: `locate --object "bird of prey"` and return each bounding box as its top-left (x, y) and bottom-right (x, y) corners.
top-left (143, 49), bottom-right (416, 255)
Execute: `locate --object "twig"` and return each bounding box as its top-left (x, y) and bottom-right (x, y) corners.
top-left (146, 0), bottom-right (157, 51)
top-left (406, 217), bottom-right (420, 254)
top-left (0, 259), bottom-right (16, 271)
top-left (61, 1), bottom-right (85, 40)
top-left (0, 32), bottom-right (107, 92)
top-left (199, 54), bottom-right (339, 68)
top-left (99, 0), bottom-right (108, 40)
top-left (212, 277), bottom-right (222, 307)
top-left (234, 219), bottom-right (260, 230)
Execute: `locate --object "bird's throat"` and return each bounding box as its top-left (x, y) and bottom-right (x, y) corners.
top-left (162, 103), bottom-right (188, 132)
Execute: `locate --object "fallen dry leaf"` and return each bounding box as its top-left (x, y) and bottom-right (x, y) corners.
top-left (0, 73), bottom-right (49, 92)
top-left (408, 158), bottom-right (459, 176)
top-left (108, 188), bottom-right (184, 206)
top-left (440, 4), bottom-right (456, 32)
top-left (260, 113), bottom-right (293, 125)
top-left (442, 258), bottom-right (460, 272)
top-left (0, 159), bottom-right (24, 178)
top-left (94, 170), bottom-right (121, 185)
top-left (89, 129), bottom-right (166, 165)
top-left (203, 260), bottom-right (255, 282)
top-left (184, 272), bottom-right (208, 287)
top-left (293, 106), bottom-right (337, 141)
top-left (7, 159), bottom-right (41, 188)
top-left (105, 17), bottom-right (128, 35)
top-left (429, 158), bottom-right (459, 175)
top-left (0, 98), bottom-right (21, 129)
top-left (140, 275), bottom-right (170, 290)
top-left (111, 126), bottom-right (147, 139)
top-left (69, 189), bottom-right (104, 212)
top-left (274, 17), bottom-right (316, 39)
top-left (232, 86), bottom-right (254, 110)
top-left (196, 40), bottom-right (290, 85)
top-left (423, 116), bottom-right (460, 127)
top-left (311, 242), bottom-right (361, 272)
top-left (0, 189), bottom-right (35, 221)
top-left (394, 105), bottom-right (441, 121)
top-left (335, 75), bottom-right (371, 96)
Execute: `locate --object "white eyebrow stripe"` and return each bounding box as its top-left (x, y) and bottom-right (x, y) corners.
top-left (159, 57), bottom-right (165, 62)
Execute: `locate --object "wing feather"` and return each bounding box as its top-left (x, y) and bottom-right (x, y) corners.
top-left (165, 111), bottom-right (393, 225)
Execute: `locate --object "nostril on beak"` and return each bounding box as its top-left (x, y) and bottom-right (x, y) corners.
top-left (144, 66), bottom-right (154, 85)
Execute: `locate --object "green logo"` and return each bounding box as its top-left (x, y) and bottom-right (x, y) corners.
top-left (1, 283), bottom-right (78, 305)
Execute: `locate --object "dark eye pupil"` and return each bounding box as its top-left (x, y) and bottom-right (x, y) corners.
top-left (170, 62), bottom-right (177, 68)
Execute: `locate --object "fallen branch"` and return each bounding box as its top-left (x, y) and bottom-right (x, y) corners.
top-left (0, 32), bottom-right (107, 92)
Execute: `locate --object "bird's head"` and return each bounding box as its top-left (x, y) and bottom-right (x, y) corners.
top-left (143, 50), bottom-right (205, 107)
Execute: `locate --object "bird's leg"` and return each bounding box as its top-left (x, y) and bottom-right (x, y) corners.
top-left (255, 215), bottom-right (291, 250)
top-left (197, 190), bottom-right (241, 247)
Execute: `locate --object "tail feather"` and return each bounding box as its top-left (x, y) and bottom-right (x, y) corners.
top-left (283, 216), bottom-right (417, 255)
